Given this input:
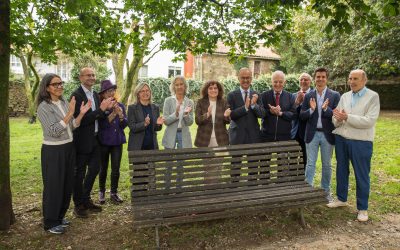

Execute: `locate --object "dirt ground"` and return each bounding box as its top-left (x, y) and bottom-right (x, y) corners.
top-left (252, 213), bottom-right (400, 250)
top-left (1, 201), bottom-right (399, 249)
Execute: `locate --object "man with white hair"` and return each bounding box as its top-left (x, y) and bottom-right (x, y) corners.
top-left (327, 69), bottom-right (380, 222)
top-left (260, 70), bottom-right (296, 142)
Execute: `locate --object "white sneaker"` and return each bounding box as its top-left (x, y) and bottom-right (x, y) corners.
top-left (357, 210), bottom-right (368, 222)
top-left (326, 199), bottom-right (348, 208)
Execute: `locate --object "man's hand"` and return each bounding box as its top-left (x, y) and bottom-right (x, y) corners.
top-left (245, 96), bottom-right (251, 109)
top-left (333, 108), bottom-right (348, 122)
top-left (295, 91), bottom-right (305, 105)
top-left (309, 98), bottom-right (316, 111)
top-left (80, 100), bottom-right (92, 114)
top-left (251, 94), bottom-right (258, 106)
top-left (322, 98), bottom-right (330, 111)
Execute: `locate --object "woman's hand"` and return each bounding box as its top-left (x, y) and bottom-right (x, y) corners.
top-left (156, 116), bottom-right (165, 125)
top-left (68, 96), bottom-right (76, 116)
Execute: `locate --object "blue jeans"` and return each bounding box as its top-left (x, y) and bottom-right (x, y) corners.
top-left (335, 135), bottom-right (372, 210)
top-left (305, 131), bottom-right (333, 193)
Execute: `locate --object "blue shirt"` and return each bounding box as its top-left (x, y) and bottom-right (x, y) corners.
top-left (351, 87), bottom-right (367, 107)
top-left (310, 87), bottom-right (327, 129)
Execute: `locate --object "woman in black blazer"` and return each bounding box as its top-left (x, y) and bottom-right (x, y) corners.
top-left (127, 82), bottom-right (164, 150)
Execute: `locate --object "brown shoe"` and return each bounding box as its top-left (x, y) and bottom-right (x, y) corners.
top-left (74, 204), bottom-right (88, 218)
top-left (84, 199), bottom-right (102, 212)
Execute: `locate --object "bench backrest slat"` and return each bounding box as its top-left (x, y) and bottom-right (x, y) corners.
top-left (129, 141), bottom-right (304, 200)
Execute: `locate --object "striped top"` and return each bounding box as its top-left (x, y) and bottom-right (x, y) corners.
top-left (37, 99), bottom-right (78, 145)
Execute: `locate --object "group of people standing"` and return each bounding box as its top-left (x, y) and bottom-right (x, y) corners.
top-left (36, 65), bottom-right (379, 234)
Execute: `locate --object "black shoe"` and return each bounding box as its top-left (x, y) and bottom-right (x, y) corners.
top-left (84, 199), bottom-right (102, 212)
top-left (47, 225), bottom-right (65, 234)
top-left (110, 192), bottom-right (124, 204)
top-left (74, 204), bottom-right (89, 218)
top-left (61, 218), bottom-right (70, 228)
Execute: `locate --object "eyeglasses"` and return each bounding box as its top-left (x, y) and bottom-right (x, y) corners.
top-left (81, 74), bottom-right (96, 77)
top-left (49, 81), bottom-right (64, 88)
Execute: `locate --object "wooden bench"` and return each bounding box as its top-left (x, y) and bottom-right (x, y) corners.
top-left (129, 141), bottom-right (327, 247)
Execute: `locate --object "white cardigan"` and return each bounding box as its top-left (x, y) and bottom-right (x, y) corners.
top-left (332, 88), bottom-right (380, 142)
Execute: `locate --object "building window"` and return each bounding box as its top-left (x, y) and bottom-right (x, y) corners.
top-left (11, 55), bottom-right (21, 67)
top-left (139, 65), bottom-right (148, 78)
top-left (168, 66), bottom-right (182, 78)
top-left (253, 61), bottom-right (261, 79)
top-left (56, 61), bottom-right (69, 80)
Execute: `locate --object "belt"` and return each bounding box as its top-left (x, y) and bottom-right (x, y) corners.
top-left (177, 128), bottom-right (182, 132)
top-left (316, 128), bottom-right (324, 132)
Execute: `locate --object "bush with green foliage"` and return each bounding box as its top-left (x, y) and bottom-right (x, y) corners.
top-left (136, 73), bottom-right (301, 108)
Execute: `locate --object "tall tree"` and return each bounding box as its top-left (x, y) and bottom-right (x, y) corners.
top-left (0, 0), bottom-right (15, 231)
top-left (11, 0), bottom-right (122, 122)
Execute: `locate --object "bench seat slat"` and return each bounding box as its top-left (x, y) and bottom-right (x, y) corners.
top-left (133, 197), bottom-right (326, 228)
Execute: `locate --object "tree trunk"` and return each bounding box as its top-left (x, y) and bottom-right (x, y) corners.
top-left (18, 51), bottom-right (39, 123)
top-left (121, 21), bottom-right (153, 105)
top-left (0, 0), bottom-right (16, 231)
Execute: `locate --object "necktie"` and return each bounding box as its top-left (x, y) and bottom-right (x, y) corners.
top-left (244, 91), bottom-right (248, 102)
top-left (275, 92), bottom-right (280, 106)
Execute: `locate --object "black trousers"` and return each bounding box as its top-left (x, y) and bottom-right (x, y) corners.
top-left (73, 138), bottom-right (101, 206)
top-left (99, 144), bottom-right (123, 193)
top-left (41, 142), bottom-right (75, 229)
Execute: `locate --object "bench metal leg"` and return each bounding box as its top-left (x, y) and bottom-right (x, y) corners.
top-left (299, 208), bottom-right (306, 228)
top-left (155, 226), bottom-right (160, 249)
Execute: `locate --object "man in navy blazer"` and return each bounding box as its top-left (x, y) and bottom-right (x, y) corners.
top-left (227, 68), bottom-right (265, 145)
top-left (71, 67), bottom-right (113, 218)
top-left (300, 67), bottom-right (340, 200)
top-left (291, 73), bottom-right (313, 168)
top-left (260, 70), bottom-right (296, 142)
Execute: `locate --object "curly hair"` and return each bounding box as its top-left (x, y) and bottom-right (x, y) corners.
top-left (200, 80), bottom-right (224, 100)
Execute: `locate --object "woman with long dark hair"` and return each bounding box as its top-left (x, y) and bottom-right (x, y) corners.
top-left (36, 73), bottom-right (91, 234)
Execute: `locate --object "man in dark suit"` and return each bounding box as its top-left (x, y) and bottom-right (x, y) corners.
top-left (71, 67), bottom-right (113, 218)
top-left (260, 70), bottom-right (296, 142)
top-left (291, 73), bottom-right (313, 168)
top-left (227, 68), bottom-right (265, 180)
top-left (227, 68), bottom-right (265, 145)
top-left (300, 67), bottom-right (340, 201)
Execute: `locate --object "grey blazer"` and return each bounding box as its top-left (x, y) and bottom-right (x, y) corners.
top-left (162, 96), bottom-right (194, 149)
top-left (127, 103), bottom-right (162, 151)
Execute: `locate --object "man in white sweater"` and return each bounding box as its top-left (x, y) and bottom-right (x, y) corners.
top-left (327, 69), bottom-right (380, 222)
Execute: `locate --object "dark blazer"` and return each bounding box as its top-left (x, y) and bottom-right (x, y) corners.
top-left (194, 98), bottom-right (230, 147)
top-left (291, 90), bottom-right (312, 141)
top-left (260, 89), bottom-right (295, 142)
top-left (71, 86), bottom-right (105, 154)
top-left (300, 88), bottom-right (340, 145)
top-left (127, 103), bottom-right (162, 151)
top-left (227, 89), bottom-right (265, 145)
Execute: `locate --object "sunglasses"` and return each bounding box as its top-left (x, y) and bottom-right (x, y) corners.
top-left (49, 81), bottom-right (65, 88)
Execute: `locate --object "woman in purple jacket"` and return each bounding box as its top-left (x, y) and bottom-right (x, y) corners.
top-left (97, 80), bottom-right (127, 204)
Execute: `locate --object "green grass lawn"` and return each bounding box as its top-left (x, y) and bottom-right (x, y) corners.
top-left (5, 111), bottom-right (400, 248)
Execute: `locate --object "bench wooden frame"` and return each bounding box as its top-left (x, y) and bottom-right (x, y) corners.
top-left (129, 141), bottom-right (327, 247)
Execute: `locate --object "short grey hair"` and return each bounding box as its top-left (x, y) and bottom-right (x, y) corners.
top-left (271, 70), bottom-right (286, 81)
top-left (169, 75), bottom-right (188, 95)
top-left (299, 73), bottom-right (312, 81)
top-left (133, 82), bottom-right (152, 104)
